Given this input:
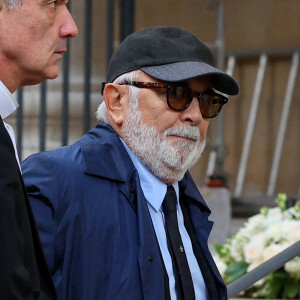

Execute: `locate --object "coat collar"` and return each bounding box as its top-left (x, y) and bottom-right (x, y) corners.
top-left (179, 172), bottom-right (211, 214)
top-left (78, 123), bottom-right (136, 182)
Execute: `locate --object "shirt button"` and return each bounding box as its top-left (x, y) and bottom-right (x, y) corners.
top-left (147, 256), bottom-right (154, 262)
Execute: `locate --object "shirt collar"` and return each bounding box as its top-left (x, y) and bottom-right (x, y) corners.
top-left (0, 80), bottom-right (18, 119)
top-left (120, 138), bottom-right (179, 212)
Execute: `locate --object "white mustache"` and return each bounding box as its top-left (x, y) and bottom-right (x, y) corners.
top-left (164, 126), bottom-right (200, 141)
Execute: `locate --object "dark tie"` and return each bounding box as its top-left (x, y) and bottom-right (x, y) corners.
top-left (163, 185), bottom-right (195, 300)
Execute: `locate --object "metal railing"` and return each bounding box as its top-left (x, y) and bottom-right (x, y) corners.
top-left (233, 54), bottom-right (268, 198)
top-left (205, 48), bottom-right (300, 201)
top-left (266, 52), bottom-right (299, 197)
top-left (224, 48), bottom-right (300, 200)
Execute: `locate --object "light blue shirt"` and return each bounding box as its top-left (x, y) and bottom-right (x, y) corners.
top-left (121, 139), bottom-right (208, 300)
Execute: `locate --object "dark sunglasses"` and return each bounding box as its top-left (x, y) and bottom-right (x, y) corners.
top-left (119, 81), bottom-right (228, 118)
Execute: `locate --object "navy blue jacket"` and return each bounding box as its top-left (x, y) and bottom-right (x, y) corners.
top-left (22, 123), bottom-right (226, 300)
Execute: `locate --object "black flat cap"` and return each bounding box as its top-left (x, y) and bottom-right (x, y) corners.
top-left (105, 26), bottom-right (239, 95)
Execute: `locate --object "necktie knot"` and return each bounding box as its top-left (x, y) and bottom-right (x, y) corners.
top-left (162, 185), bottom-right (177, 215)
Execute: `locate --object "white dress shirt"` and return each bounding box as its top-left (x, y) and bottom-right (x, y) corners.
top-left (0, 80), bottom-right (20, 167)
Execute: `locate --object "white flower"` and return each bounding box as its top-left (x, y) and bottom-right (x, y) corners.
top-left (265, 222), bottom-right (282, 243)
top-left (229, 236), bottom-right (247, 261)
top-left (284, 257), bottom-right (300, 278)
top-left (236, 227), bottom-right (251, 239)
top-left (263, 243), bottom-right (290, 261)
top-left (245, 214), bottom-right (265, 234)
top-left (244, 235), bottom-right (265, 264)
top-left (214, 194), bottom-right (300, 298)
top-left (287, 206), bottom-right (300, 219)
top-left (263, 207), bottom-right (283, 227)
top-left (282, 220), bottom-right (300, 243)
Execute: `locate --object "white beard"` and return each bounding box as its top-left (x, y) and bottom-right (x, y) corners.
top-left (121, 106), bottom-right (206, 183)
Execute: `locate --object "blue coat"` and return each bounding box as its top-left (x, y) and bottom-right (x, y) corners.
top-left (22, 123), bottom-right (226, 300)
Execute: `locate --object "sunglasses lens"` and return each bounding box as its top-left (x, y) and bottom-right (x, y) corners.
top-left (167, 85), bottom-right (226, 117)
top-left (200, 94), bottom-right (223, 118)
top-left (168, 86), bottom-right (192, 111)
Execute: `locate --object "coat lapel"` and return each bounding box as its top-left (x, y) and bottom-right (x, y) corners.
top-left (180, 173), bottom-right (227, 291)
top-left (78, 123), bottom-right (139, 209)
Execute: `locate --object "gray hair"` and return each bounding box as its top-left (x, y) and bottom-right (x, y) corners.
top-left (3, 0), bottom-right (23, 10)
top-left (96, 70), bottom-right (140, 123)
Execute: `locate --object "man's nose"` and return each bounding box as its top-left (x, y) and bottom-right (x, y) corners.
top-left (179, 97), bottom-right (203, 125)
top-left (59, 6), bottom-right (78, 38)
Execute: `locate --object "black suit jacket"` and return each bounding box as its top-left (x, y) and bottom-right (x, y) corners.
top-left (0, 116), bottom-right (56, 299)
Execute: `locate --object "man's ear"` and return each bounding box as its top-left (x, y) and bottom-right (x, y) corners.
top-left (103, 83), bottom-right (129, 126)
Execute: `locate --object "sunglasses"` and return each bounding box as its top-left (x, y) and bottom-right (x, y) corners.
top-left (119, 81), bottom-right (228, 118)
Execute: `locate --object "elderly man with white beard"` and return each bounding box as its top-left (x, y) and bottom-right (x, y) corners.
top-left (22, 26), bottom-right (239, 300)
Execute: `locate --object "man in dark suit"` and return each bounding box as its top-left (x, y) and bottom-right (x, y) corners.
top-left (22, 27), bottom-right (239, 300)
top-left (0, 0), bottom-right (78, 298)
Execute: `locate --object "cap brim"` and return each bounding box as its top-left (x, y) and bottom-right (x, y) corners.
top-left (141, 61), bottom-right (239, 95)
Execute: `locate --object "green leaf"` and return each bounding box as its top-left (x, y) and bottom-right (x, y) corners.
top-left (225, 262), bottom-right (248, 283)
top-left (214, 244), bottom-right (229, 259)
top-left (214, 244), bottom-right (223, 256)
top-left (268, 269), bottom-right (287, 280)
top-left (283, 277), bottom-right (298, 299)
top-left (264, 270), bottom-right (286, 299)
top-left (297, 283), bottom-right (300, 298)
top-left (260, 206), bottom-right (269, 216)
top-left (275, 193), bottom-right (287, 212)
top-left (265, 278), bottom-right (283, 299)
top-left (295, 201), bottom-right (300, 213)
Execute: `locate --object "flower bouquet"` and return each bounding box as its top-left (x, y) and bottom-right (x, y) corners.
top-left (214, 194), bottom-right (300, 299)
